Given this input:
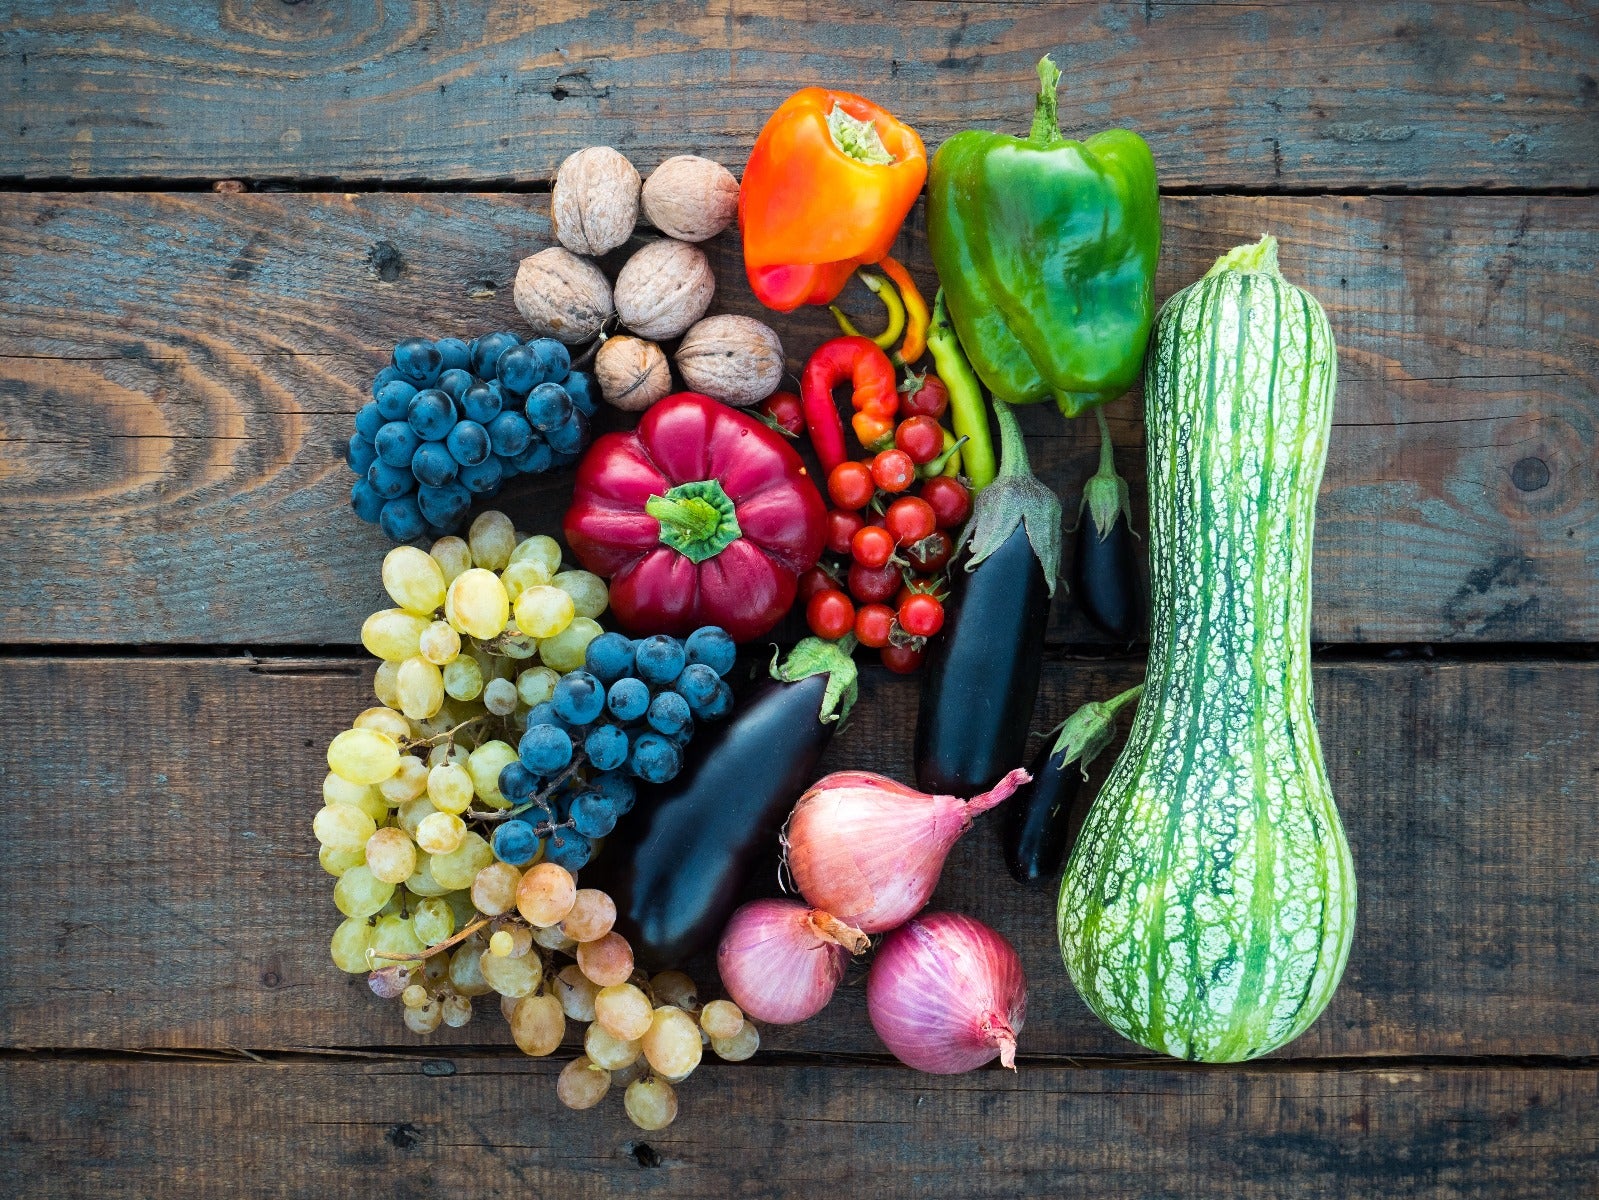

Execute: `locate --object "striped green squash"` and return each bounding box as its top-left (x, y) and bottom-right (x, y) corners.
top-left (1057, 235), bottom-right (1356, 1063)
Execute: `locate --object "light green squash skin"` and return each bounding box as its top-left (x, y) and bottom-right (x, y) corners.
top-left (1057, 236), bottom-right (1356, 1063)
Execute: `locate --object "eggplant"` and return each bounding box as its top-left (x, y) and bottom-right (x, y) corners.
top-left (584, 638), bottom-right (857, 969)
top-left (1073, 408), bottom-right (1144, 640)
top-left (915, 401), bottom-right (1058, 794)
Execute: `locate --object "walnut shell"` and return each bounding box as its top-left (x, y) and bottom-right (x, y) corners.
top-left (596, 336), bottom-right (673, 412)
top-left (513, 247), bottom-right (614, 345)
top-left (551, 146), bottom-right (640, 256)
top-left (613, 239), bottom-right (715, 340)
top-left (641, 155), bottom-right (739, 243)
top-left (674, 315), bottom-right (785, 407)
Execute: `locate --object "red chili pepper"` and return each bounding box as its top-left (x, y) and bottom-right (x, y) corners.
top-left (563, 393), bottom-right (827, 642)
top-left (799, 336), bottom-right (899, 475)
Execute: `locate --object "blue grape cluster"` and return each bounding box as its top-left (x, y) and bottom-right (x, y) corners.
top-left (347, 333), bottom-right (598, 542)
top-left (490, 626), bottom-right (737, 872)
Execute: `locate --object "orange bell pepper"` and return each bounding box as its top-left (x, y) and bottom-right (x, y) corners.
top-left (739, 89), bottom-right (927, 314)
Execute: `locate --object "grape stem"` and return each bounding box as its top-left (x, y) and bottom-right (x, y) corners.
top-left (405, 714), bottom-right (489, 753)
top-left (470, 752), bottom-right (589, 824)
top-left (370, 915), bottom-right (492, 965)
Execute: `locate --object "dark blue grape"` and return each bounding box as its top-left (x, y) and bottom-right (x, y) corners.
top-left (647, 690), bottom-right (693, 738)
top-left (416, 481), bottom-right (471, 529)
top-left (470, 331), bottom-right (520, 379)
top-left (606, 676), bottom-right (650, 722)
top-left (347, 433), bottom-right (378, 475)
top-left (355, 400), bottom-right (385, 442)
top-left (553, 670), bottom-right (606, 725)
top-left (545, 409), bottom-right (589, 456)
top-left (435, 337), bottom-right (471, 374)
top-left (569, 789), bottom-right (619, 839)
top-left (510, 439), bottom-right (553, 474)
top-left (542, 829), bottom-right (591, 871)
top-left (457, 455), bottom-right (504, 495)
top-left (634, 635), bottom-right (687, 686)
top-left (445, 420), bottom-right (491, 467)
top-left (524, 701), bottom-right (556, 727)
top-left (376, 379), bottom-right (418, 421)
top-left (494, 345), bottom-right (542, 397)
top-left (487, 410), bottom-right (533, 457)
top-left (673, 662), bottom-right (721, 711)
top-left (425, 523), bottom-right (455, 540)
top-left (591, 770), bottom-right (637, 815)
top-left (519, 724), bottom-right (573, 775)
top-left (438, 368), bottom-right (476, 401)
top-left (376, 421), bottom-right (422, 469)
top-left (379, 496), bottom-right (427, 542)
top-left (491, 820), bottom-right (541, 867)
top-left (367, 459), bottom-right (416, 500)
top-left (524, 382), bottom-right (574, 433)
top-left (498, 761), bottom-right (537, 803)
top-left (696, 678), bottom-right (735, 721)
top-left (583, 725), bottom-right (630, 773)
top-left (629, 732), bottom-right (683, 784)
top-left (393, 338), bottom-right (443, 386)
top-left (528, 339), bottom-right (571, 383)
top-left (461, 382), bottom-right (502, 426)
top-left (350, 479), bottom-right (385, 523)
top-left (684, 626), bottom-right (737, 676)
top-left (371, 365), bottom-right (402, 400)
top-left (562, 370), bottom-right (598, 417)
top-left (407, 389), bottom-right (457, 441)
top-left (411, 441), bottom-right (459, 487)
top-left (584, 632), bottom-right (636, 683)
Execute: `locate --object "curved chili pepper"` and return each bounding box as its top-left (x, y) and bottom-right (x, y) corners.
top-left (829, 272), bottom-right (905, 352)
top-left (877, 256), bottom-right (930, 365)
top-left (799, 336), bottom-right (899, 474)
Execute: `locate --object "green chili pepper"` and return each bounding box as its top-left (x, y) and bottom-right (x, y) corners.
top-left (927, 289), bottom-right (996, 492)
top-left (829, 271), bottom-right (906, 352)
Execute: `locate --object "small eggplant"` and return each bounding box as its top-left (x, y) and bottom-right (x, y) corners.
top-left (1072, 408), bottom-right (1144, 641)
top-left (915, 400), bottom-right (1058, 794)
top-left (584, 637), bottom-right (857, 969)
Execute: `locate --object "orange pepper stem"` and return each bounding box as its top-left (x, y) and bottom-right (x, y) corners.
top-left (878, 257), bottom-right (929, 365)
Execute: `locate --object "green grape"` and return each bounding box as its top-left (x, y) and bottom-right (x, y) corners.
top-left (650, 971), bottom-right (700, 1013)
top-left (699, 999), bottom-right (745, 1041)
top-left (441, 655), bottom-right (483, 702)
top-left (330, 917), bottom-right (376, 973)
top-left (364, 826), bottom-right (417, 884)
top-left (314, 803), bottom-right (376, 852)
top-left (642, 1005), bottom-right (703, 1077)
top-left (426, 742), bottom-right (469, 771)
top-left (419, 620), bottom-right (461, 666)
top-left (468, 511), bottom-right (517, 572)
top-left (494, 621), bottom-right (540, 660)
top-left (555, 964), bottom-right (599, 1022)
top-left (624, 1077), bottom-right (678, 1131)
top-left (532, 922), bottom-right (574, 951)
top-left (514, 665), bottom-right (560, 709)
top-left (429, 535), bottom-right (473, 584)
top-left (426, 762), bottom-right (474, 814)
top-left (378, 754), bottom-right (429, 805)
top-left (373, 660), bottom-right (402, 709)
top-left (509, 534), bottom-right (562, 575)
top-left (422, 952), bottom-right (450, 986)
top-left (445, 888), bottom-right (479, 928)
top-left (585, 1022), bottom-right (641, 1071)
top-left (480, 949), bottom-right (543, 998)
top-left (553, 569), bottom-right (609, 620)
top-left (334, 865), bottom-right (394, 919)
top-left (475, 645), bottom-right (513, 682)
top-left (513, 585), bottom-right (574, 639)
top-left (711, 1020), bottom-right (760, 1062)
top-left (416, 810), bottom-right (466, 856)
top-left (482, 677), bottom-right (518, 717)
top-left (396, 656), bottom-right (445, 721)
top-left (323, 773), bottom-right (387, 823)
top-left (397, 796), bottom-right (434, 838)
top-left (403, 997), bottom-right (443, 1034)
top-left (353, 706), bottom-right (413, 742)
top-left (537, 616), bottom-right (602, 673)
top-left (610, 1058), bottom-right (649, 1089)
top-left (466, 741), bottom-right (519, 806)
top-left (319, 844), bottom-right (365, 877)
top-left (595, 984), bottom-right (655, 1042)
top-left (470, 862), bottom-right (521, 917)
top-left (402, 983), bottom-right (429, 1008)
top-left (441, 992), bottom-right (473, 1028)
top-left (557, 1056), bottom-right (611, 1111)
top-left (383, 545), bottom-right (449, 615)
top-left (327, 728), bottom-right (400, 786)
top-left (430, 831), bottom-right (494, 890)
top-left (446, 569), bottom-right (510, 640)
top-left (412, 896), bottom-right (456, 946)
top-left (509, 993), bottom-right (565, 1056)
top-left (448, 936), bottom-right (493, 998)
top-left (370, 912), bottom-right (425, 964)
top-left (361, 608), bottom-right (430, 663)
top-left (488, 929), bottom-right (514, 957)
top-left (404, 851), bottom-right (450, 898)
top-left (500, 560), bottom-right (552, 604)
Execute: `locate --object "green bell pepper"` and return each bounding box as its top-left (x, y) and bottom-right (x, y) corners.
top-left (927, 56), bottom-right (1161, 417)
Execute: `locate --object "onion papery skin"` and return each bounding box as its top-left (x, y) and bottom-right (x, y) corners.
top-left (716, 898), bottom-right (857, 1025)
top-left (867, 911), bottom-right (1027, 1074)
top-left (786, 768), bottom-right (1029, 933)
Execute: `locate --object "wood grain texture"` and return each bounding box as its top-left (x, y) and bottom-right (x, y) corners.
top-left (0, 191), bottom-right (1592, 645)
top-left (3, 655), bottom-right (1595, 1060)
top-left (3, 1057), bottom-right (1593, 1199)
top-left (2, 1), bottom-right (1595, 188)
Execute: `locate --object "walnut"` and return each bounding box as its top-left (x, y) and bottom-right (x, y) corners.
top-left (595, 336), bottom-right (673, 412)
top-left (641, 155), bottom-right (739, 243)
top-left (551, 146), bottom-right (640, 256)
top-left (674, 315), bottom-right (785, 407)
top-left (513, 247), bottom-right (614, 345)
top-left (613, 239), bottom-right (716, 340)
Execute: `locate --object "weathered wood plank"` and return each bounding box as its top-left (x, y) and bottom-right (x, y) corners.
top-left (0, 193), bottom-right (1592, 645)
top-left (2, 1057), bottom-right (1593, 1199)
top-left (2, 2), bottom-right (1594, 189)
top-left (2, 656), bottom-right (1594, 1059)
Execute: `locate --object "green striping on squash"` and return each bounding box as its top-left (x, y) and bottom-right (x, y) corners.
top-left (1057, 235), bottom-right (1355, 1063)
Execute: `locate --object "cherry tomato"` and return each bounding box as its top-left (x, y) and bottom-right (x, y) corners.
top-left (905, 529), bottom-right (953, 574)
top-left (920, 475), bottom-right (973, 529)
top-left (854, 602), bottom-right (896, 649)
top-left (893, 415), bottom-right (945, 466)
top-left (850, 524), bottom-right (897, 569)
top-left (760, 391), bottom-right (805, 436)
top-left (880, 641), bottom-right (925, 674)
top-left (870, 448), bottom-right (916, 493)
top-left (847, 560), bottom-right (902, 604)
top-left (825, 509), bottom-right (865, 556)
top-left (806, 588), bottom-right (856, 641)
top-left (884, 496), bottom-right (937, 546)
top-left (898, 373), bottom-right (950, 420)
top-left (827, 461), bottom-right (875, 511)
top-left (899, 592), bottom-right (945, 638)
top-left (797, 567), bottom-right (838, 603)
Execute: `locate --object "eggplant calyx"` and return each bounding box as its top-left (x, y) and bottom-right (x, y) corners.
top-left (1077, 406), bottom-right (1134, 541)
top-left (770, 635), bottom-right (860, 723)
top-left (1048, 684), bottom-right (1143, 779)
top-left (963, 399), bottom-right (1062, 594)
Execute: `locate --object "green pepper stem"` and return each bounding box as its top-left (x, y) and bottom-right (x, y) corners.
top-left (1029, 55), bottom-right (1064, 145)
top-left (645, 494), bottom-right (720, 541)
top-left (991, 396), bottom-right (1034, 482)
top-left (645, 480), bottom-right (743, 564)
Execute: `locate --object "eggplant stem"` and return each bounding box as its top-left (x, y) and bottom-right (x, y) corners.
top-left (991, 397), bottom-right (1033, 482)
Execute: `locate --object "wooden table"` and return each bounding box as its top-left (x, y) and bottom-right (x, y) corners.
top-left (1, 3), bottom-right (1595, 1196)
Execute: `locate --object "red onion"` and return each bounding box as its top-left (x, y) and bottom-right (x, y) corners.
top-left (716, 898), bottom-right (867, 1025)
top-left (785, 768), bottom-right (1030, 933)
top-left (867, 911), bottom-right (1027, 1074)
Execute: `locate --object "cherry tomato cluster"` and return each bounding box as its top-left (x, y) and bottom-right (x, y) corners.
top-left (774, 374), bottom-right (974, 675)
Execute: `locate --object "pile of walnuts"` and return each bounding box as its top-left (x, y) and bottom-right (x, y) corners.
top-left (513, 148), bottom-right (784, 412)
